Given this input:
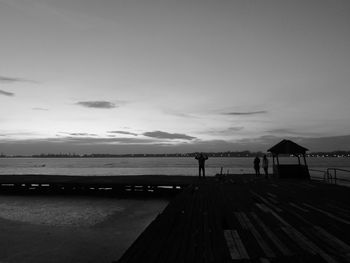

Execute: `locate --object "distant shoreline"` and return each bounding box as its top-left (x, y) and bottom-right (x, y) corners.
top-left (1, 153), bottom-right (350, 158)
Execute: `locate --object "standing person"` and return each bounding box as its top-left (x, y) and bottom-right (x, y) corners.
top-left (195, 152), bottom-right (208, 179)
top-left (253, 155), bottom-right (260, 176)
top-left (262, 155), bottom-right (269, 178)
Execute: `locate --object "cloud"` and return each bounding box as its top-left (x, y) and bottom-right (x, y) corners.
top-left (143, 131), bottom-right (196, 140)
top-left (223, 111), bottom-right (268, 116)
top-left (0, 89), bottom-right (14, 96)
top-left (68, 133), bottom-right (97, 136)
top-left (0, 131), bottom-right (40, 138)
top-left (0, 75), bottom-right (37, 83)
top-left (235, 135), bottom-right (280, 146)
top-left (204, 126), bottom-right (244, 135)
top-left (163, 110), bottom-right (198, 119)
top-left (227, 127), bottom-right (245, 131)
top-left (58, 132), bottom-right (97, 137)
top-left (55, 136), bottom-right (156, 145)
top-left (32, 107), bottom-right (49, 111)
top-left (108, 131), bottom-right (138, 136)
top-left (76, 101), bottom-right (116, 109)
top-left (265, 129), bottom-right (322, 137)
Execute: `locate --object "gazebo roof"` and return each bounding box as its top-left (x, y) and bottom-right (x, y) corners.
top-left (268, 139), bottom-right (308, 155)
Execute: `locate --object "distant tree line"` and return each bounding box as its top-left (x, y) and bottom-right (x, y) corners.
top-left (306, 151), bottom-right (350, 157)
top-left (1, 151), bottom-right (262, 158)
top-left (1, 150), bottom-right (350, 158)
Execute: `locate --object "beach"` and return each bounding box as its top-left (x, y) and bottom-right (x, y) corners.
top-left (0, 195), bottom-right (167, 263)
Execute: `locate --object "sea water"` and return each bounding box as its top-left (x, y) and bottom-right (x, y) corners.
top-left (0, 194), bottom-right (167, 263)
top-left (0, 156), bottom-right (350, 178)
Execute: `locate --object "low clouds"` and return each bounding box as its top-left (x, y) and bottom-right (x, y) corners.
top-left (0, 75), bottom-right (37, 83)
top-left (265, 129), bottom-right (323, 137)
top-left (76, 101), bottom-right (116, 109)
top-left (0, 75), bottom-right (38, 96)
top-left (57, 132), bottom-right (97, 137)
top-left (227, 127), bottom-right (244, 131)
top-left (32, 107), bottom-right (49, 111)
top-left (143, 131), bottom-right (196, 140)
top-left (223, 111), bottom-right (267, 116)
top-left (56, 130), bottom-right (196, 142)
top-left (163, 110), bottom-right (197, 119)
top-left (205, 126), bottom-right (244, 135)
top-left (56, 136), bottom-right (155, 145)
top-left (109, 130), bottom-right (196, 140)
top-left (0, 90), bottom-right (14, 96)
top-left (67, 133), bottom-right (97, 136)
top-left (108, 131), bottom-right (138, 136)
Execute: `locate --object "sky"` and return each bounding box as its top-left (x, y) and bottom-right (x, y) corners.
top-left (1, 0), bottom-right (350, 154)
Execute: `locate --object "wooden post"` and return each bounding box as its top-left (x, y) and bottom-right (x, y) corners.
top-left (303, 154), bottom-right (307, 166)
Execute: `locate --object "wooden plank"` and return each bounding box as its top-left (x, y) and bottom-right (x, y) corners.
top-left (250, 212), bottom-right (292, 256)
top-left (231, 230), bottom-right (250, 259)
top-left (288, 202), bottom-right (309, 212)
top-left (267, 192), bottom-right (277, 198)
top-left (154, 191), bottom-right (192, 263)
top-left (312, 226), bottom-right (350, 258)
top-left (281, 226), bottom-right (337, 263)
top-left (303, 203), bottom-right (350, 225)
top-left (255, 203), bottom-right (270, 213)
top-left (208, 184), bottom-right (232, 262)
top-left (173, 188), bottom-right (197, 262)
top-left (267, 196), bottom-right (279, 204)
top-left (235, 212), bottom-right (275, 258)
top-left (326, 203), bottom-right (350, 214)
top-left (224, 230), bottom-right (241, 259)
top-left (250, 191), bottom-right (283, 212)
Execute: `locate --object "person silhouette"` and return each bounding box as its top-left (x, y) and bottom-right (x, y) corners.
top-left (262, 155), bottom-right (269, 178)
top-left (195, 153), bottom-right (208, 179)
top-left (254, 155), bottom-right (260, 176)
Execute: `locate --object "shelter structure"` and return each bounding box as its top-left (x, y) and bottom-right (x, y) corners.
top-left (268, 139), bottom-right (310, 179)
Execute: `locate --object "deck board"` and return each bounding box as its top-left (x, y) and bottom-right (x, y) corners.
top-left (117, 175), bottom-right (350, 263)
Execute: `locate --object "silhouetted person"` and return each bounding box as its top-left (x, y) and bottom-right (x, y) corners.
top-left (254, 156), bottom-right (260, 176)
top-left (195, 153), bottom-right (208, 179)
top-left (262, 155), bottom-right (269, 178)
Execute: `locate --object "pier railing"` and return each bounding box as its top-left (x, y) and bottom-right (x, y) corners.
top-left (310, 168), bottom-right (350, 186)
top-left (325, 168), bottom-right (350, 185)
top-left (309, 168), bottom-right (326, 182)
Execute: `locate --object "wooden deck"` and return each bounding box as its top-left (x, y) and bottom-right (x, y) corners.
top-left (117, 175), bottom-right (350, 263)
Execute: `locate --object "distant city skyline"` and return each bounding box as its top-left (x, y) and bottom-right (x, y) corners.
top-left (1, 0), bottom-right (350, 154)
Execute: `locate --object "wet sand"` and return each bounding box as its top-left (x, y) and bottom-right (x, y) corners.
top-left (0, 195), bottom-right (167, 263)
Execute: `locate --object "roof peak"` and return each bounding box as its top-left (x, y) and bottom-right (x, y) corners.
top-left (268, 139), bottom-right (308, 154)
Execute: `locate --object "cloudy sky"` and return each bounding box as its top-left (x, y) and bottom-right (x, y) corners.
top-left (1, 0), bottom-right (350, 154)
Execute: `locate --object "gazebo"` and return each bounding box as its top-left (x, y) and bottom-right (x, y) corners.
top-left (268, 139), bottom-right (310, 179)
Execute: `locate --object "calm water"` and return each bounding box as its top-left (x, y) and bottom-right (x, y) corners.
top-left (1, 157), bottom-right (350, 179)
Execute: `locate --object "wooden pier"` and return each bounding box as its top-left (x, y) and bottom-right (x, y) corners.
top-left (117, 175), bottom-right (350, 263)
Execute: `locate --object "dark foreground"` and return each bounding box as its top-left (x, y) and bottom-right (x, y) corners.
top-left (118, 175), bottom-right (350, 263)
